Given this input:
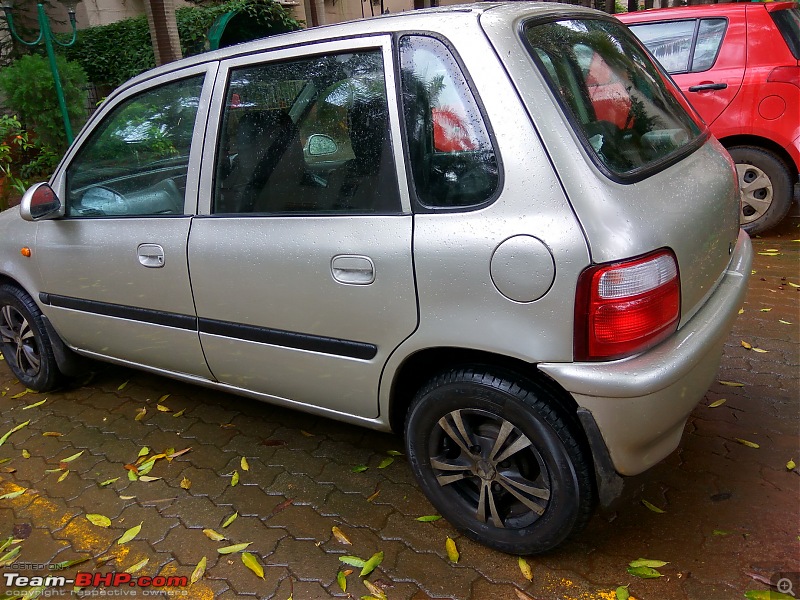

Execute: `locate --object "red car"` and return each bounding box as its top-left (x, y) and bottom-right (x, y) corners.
top-left (619, 2), bottom-right (799, 234)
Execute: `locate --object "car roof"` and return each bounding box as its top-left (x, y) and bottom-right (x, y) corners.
top-left (617, 1), bottom-right (796, 23)
top-left (115, 1), bottom-right (603, 93)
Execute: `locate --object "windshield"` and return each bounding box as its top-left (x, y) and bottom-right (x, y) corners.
top-left (523, 18), bottom-right (703, 180)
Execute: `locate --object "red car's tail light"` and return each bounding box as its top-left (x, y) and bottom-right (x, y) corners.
top-left (575, 250), bottom-right (680, 361)
top-left (767, 66), bottom-right (800, 89)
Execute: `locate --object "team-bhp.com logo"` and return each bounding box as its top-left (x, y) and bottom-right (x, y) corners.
top-left (4, 571), bottom-right (189, 595)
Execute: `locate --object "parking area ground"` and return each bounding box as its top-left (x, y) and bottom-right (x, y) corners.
top-left (1, 219), bottom-right (798, 600)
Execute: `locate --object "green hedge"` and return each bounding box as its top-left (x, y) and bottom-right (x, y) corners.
top-left (65, 0), bottom-right (302, 89)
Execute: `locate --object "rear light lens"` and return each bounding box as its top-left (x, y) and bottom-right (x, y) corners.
top-left (767, 66), bottom-right (800, 89)
top-left (575, 250), bottom-right (680, 361)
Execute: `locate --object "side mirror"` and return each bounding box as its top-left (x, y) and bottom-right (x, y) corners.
top-left (20, 183), bottom-right (64, 222)
top-left (307, 134), bottom-right (338, 156)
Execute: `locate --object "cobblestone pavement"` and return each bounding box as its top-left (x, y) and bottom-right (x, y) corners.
top-left (0, 220), bottom-right (798, 600)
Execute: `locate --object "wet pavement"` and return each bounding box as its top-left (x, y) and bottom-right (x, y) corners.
top-left (0, 219), bottom-right (798, 600)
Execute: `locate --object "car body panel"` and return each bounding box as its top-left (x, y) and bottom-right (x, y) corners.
top-left (480, 5), bottom-right (741, 328)
top-left (540, 228), bottom-right (751, 475)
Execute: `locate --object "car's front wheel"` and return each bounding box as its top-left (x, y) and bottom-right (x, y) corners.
top-left (0, 284), bottom-right (60, 391)
top-left (404, 368), bottom-right (595, 555)
top-left (729, 146), bottom-right (793, 235)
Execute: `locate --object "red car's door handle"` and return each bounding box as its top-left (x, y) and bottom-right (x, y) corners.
top-left (688, 83), bottom-right (728, 92)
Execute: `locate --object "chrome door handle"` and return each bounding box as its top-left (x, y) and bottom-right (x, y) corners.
top-left (137, 243), bottom-right (165, 268)
top-left (331, 255), bottom-right (375, 285)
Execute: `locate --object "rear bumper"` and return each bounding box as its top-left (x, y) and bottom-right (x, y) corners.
top-left (539, 229), bottom-right (752, 476)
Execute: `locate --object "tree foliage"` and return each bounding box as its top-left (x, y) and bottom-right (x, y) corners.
top-left (65, 0), bottom-right (302, 89)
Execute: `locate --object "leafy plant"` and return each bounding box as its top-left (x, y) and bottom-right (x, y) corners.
top-left (0, 53), bottom-right (87, 151)
top-left (65, 0), bottom-right (302, 89)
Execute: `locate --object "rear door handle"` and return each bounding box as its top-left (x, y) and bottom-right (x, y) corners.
top-left (137, 243), bottom-right (165, 268)
top-left (688, 83), bottom-right (728, 92)
top-left (331, 255), bottom-right (375, 285)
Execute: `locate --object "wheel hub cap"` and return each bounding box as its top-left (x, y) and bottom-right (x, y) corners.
top-left (474, 459), bottom-right (496, 481)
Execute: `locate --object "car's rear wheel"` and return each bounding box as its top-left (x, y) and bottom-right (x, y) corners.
top-left (404, 367), bottom-right (595, 555)
top-left (0, 284), bottom-right (60, 391)
top-left (729, 146), bottom-right (793, 235)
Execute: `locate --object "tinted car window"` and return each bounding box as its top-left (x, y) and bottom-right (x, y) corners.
top-left (66, 76), bottom-right (203, 217)
top-left (771, 7), bottom-right (800, 59)
top-left (692, 19), bottom-right (726, 72)
top-left (214, 51), bottom-right (400, 215)
top-left (524, 18), bottom-right (702, 179)
top-left (399, 36), bottom-right (498, 208)
top-left (628, 20), bottom-right (695, 73)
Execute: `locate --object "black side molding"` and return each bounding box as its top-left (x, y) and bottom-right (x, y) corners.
top-left (199, 317), bottom-right (378, 361)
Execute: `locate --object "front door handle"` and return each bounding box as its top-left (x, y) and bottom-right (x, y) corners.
top-left (688, 82), bottom-right (728, 92)
top-left (331, 255), bottom-right (375, 285)
top-left (137, 243), bottom-right (165, 268)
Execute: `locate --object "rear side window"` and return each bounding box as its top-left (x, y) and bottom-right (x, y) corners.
top-left (399, 35), bottom-right (499, 208)
top-left (628, 19), bottom-right (727, 74)
top-left (214, 51), bottom-right (400, 215)
top-left (523, 18), bottom-right (702, 181)
top-left (771, 7), bottom-right (800, 59)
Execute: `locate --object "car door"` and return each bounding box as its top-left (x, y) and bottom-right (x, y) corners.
top-left (628, 14), bottom-right (745, 126)
top-left (35, 66), bottom-right (216, 376)
top-left (188, 37), bottom-right (417, 419)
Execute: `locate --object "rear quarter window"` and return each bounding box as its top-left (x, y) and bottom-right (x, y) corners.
top-left (523, 18), bottom-right (703, 182)
top-left (771, 7), bottom-right (800, 59)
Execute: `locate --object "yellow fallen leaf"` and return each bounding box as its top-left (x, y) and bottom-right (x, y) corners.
top-left (240, 457), bottom-right (249, 471)
top-left (332, 526), bottom-right (351, 545)
top-left (156, 404), bottom-right (171, 412)
top-left (241, 552), bottom-right (264, 579)
top-left (734, 438), bottom-right (760, 449)
top-left (202, 529), bottom-right (226, 542)
top-left (134, 407), bottom-right (146, 421)
top-left (158, 394), bottom-right (170, 403)
top-left (137, 476), bottom-right (161, 482)
top-left (779, 320), bottom-right (793, 325)
top-left (788, 282), bottom-right (800, 288)
top-left (362, 579), bottom-right (387, 600)
top-left (300, 430), bottom-right (314, 437)
top-left (217, 542), bottom-right (252, 554)
top-left (760, 308), bottom-right (772, 312)
top-left (445, 537), bottom-right (459, 563)
top-left (117, 380), bottom-right (129, 391)
top-left (741, 341), bottom-right (752, 349)
top-left (518, 556), bottom-right (533, 581)
top-left (230, 470), bottom-right (239, 487)
top-left (180, 476), bottom-right (191, 490)
top-left (752, 348), bottom-right (768, 353)
top-left (124, 558), bottom-right (148, 574)
top-left (190, 556), bottom-right (206, 586)
top-left (117, 522), bottom-right (143, 545)
top-left (173, 409), bottom-right (186, 418)
top-left (137, 447), bottom-right (150, 458)
top-left (21, 449), bottom-right (30, 459)
top-left (718, 381), bottom-right (744, 387)
top-left (57, 470), bottom-right (70, 482)
top-left (222, 511), bottom-right (238, 528)
top-left (787, 459), bottom-right (796, 471)
top-left (642, 499), bottom-right (665, 513)
top-left (708, 399), bottom-right (727, 408)
top-left (738, 308), bottom-right (744, 314)
top-left (86, 514), bottom-right (111, 527)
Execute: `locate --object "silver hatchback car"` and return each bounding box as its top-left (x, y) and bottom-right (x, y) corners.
top-left (0, 2), bottom-right (751, 554)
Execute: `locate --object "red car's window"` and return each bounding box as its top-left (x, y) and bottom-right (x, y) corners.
top-left (523, 18), bottom-right (703, 179)
top-left (771, 7), bottom-right (800, 59)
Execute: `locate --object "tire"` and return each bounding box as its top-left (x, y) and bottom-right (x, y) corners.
top-left (0, 284), bottom-right (60, 391)
top-left (404, 367), bottom-right (595, 555)
top-left (728, 146), bottom-right (793, 236)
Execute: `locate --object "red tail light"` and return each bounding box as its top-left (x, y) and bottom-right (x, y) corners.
top-left (767, 66), bottom-right (800, 89)
top-left (575, 250), bottom-right (680, 361)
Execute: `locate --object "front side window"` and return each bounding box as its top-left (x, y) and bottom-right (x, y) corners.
top-left (214, 50), bottom-right (399, 215)
top-left (524, 18), bottom-right (702, 180)
top-left (66, 76), bottom-right (203, 217)
top-left (399, 35), bottom-right (498, 208)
